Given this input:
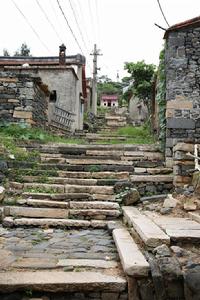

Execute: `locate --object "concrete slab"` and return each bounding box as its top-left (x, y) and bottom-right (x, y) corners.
top-left (113, 228), bottom-right (149, 277)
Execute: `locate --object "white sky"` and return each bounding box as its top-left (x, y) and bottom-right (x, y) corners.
top-left (0, 0), bottom-right (200, 80)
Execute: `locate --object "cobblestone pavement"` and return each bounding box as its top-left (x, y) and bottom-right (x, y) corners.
top-left (0, 226), bottom-right (119, 272)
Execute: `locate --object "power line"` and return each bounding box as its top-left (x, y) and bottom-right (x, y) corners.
top-left (156, 0), bottom-right (170, 27)
top-left (56, 0), bottom-right (84, 54)
top-left (94, 0), bottom-right (101, 44)
top-left (35, 0), bottom-right (63, 44)
top-left (68, 0), bottom-right (89, 54)
top-left (11, 0), bottom-right (50, 53)
top-left (88, 0), bottom-right (96, 42)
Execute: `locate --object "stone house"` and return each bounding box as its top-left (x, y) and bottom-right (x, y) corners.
top-left (100, 95), bottom-right (119, 108)
top-left (164, 16), bottom-right (200, 172)
top-left (0, 45), bottom-right (87, 131)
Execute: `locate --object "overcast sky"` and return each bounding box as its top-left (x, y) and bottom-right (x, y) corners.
top-left (0, 0), bottom-right (200, 80)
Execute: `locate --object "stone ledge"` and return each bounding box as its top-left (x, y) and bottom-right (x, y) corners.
top-left (113, 228), bottom-right (149, 277)
top-left (0, 271), bottom-right (127, 293)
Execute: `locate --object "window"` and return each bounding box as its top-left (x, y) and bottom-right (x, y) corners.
top-left (49, 90), bottom-right (57, 103)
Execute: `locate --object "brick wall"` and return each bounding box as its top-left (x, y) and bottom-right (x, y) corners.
top-left (165, 27), bottom-right (200, 167)
top-left (0, 72), bottom-right (48, 127)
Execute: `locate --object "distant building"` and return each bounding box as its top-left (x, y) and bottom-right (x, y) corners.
top-left (101, 95), bottom-right (118, 108)
top-left (0, 45), bottom-right (87, 131)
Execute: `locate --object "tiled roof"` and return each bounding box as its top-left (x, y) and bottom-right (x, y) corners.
top-left (164, 16), bottom-right (200, 39)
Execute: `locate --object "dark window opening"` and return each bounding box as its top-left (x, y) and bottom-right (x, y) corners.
top-left (49, 90), bottom-right (57, 103)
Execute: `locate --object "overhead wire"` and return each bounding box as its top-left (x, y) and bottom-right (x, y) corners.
top-left (68, 0), bottom-right (89, 54)
top-left (68, 0), bottom-right (92, 72)
top-left (87, 0), bottom-right (96, 43)
top-left (56, 0), bottom-right (84, 54)
top-left (35, 0), bottom-right (63, 44)
top-left (156, 0), bottom-right (170, 27)
top-left (11, 0), bottom-right (51, 53)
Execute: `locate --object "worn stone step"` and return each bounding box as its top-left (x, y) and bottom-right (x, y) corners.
top-left (9, 162), bottom-right (135, 172)
top-left (65, 185), bottom-right (114, 195)
top-left (188, 212), bottom-right (200, 223)
top-left (0, 271), bottom-right (126, 293)
top-left (113, 228), bottom-right (149, 276)
top-left (21, 192), bottom-right (117, 202)
top-left (122, 207), bottom-right (170, 248)
top-left (17, 199), bottom-right (69, 208)
top-left (22, 192), bottom-right (92, 201)
top-left (145, 212), bottom-right (200, 243)
top-left (69, 209), bottom-right (121, 219)
top-left (23, 183), bottom-right (65, 193)
top-left (58, 171), bottom-right (130, 180)
top-left (57, 259), bottom-right (118, 269)
top-left (4, 206), bottom-right (69, 219)
top-left (22, 176), bottom-right (98, 186)
top-left (2, 217), bottom-right (108, 229)
top-left (19, 143), bottom-right (159, 152)
top-left (69, 201), bottom-right (120, 210)
top-left (65, 159), bottom-right (133, 166)
top-left (133, 167), bottom-right (172, 174)
top-left (130, 175), bottom-right (173, 183)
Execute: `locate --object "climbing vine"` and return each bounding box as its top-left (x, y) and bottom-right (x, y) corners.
top-left (156, 47), bottom-right (166, 151)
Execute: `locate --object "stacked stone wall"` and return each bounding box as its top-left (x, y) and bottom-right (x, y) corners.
top-left (165, 27), bottom-right (200, 168)
top-left (0, 71), bottom-right (48, 127)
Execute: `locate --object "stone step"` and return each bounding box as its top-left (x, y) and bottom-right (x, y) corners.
top-left (4, 206), bottom-right (69, 219)
top-left (65, 159), bottom-right (133, 166)
top-left (0, 271), bottom-right (127, 293)
top-left (56, 259), bottom-right (118, 269)
top-left (113, 228), bottom-right (149, 276)
top-left (122, 207), bottom-right (170, 248)
top-left (22, 192), bottom-right (92, 201)
top-left (17, 199), bottom-right (69, 208)
top-left (22, 183), bottom-right (65, 193)
top-left (188, 212), bottom-right (200, 223)
top-left (18, 143), bottom-right (160, 152)
top-left (134, 167), bottom-right (172, 175)
top-left (57, 171), bottom-right (130, 180)
top-left (3, 217), bottom-right (108, 229)
top-left (65, 185), bottom-right (114, 195)
top-left (130, 175), bottom-right (173, 183)
top-left (19, 176), bottom-right (120, 187)
top-left (10, 169), bottom-right (130, 180)
top-left (21, 192), bottom-right (117, 202)
top-left (69, 201), bottom-right (120, 210)
top-left (69, 209), bottom-right (121, 219)
top-left (9, 162), bottom-right (135, 172)
top-left (145, 212), bottom-right (200, 243)
top-left (16, 199), bottom-right (118, 209)
top-left (22, 176), bottom-right (98, 186)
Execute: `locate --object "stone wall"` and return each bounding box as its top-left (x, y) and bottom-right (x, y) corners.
top-left (165, 27), bottom-right (200, 168)
top-left (0, 71), bottom-right (48, 127)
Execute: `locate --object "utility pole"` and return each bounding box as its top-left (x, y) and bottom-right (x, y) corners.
top-left (90, 44), bottom-right (102, 115)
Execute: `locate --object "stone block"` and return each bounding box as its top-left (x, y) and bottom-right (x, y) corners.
top-left (13, 110), bottom-right (32, 119)
top-left (167, 118), bottom-right (195, 129)
top-left (167, 100), bottom-right (193, 110)
top-left (0, 186), bottom-right (5, 202)
top-left (173, 142), bottom-right (194, 153)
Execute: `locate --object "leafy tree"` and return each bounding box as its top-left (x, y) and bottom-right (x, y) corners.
top-left (3, 49), bottom-right (10, 56)
top-left (124, 60), bottom-right (156, 101)
top-left (14, 43), bottom-right (31, 56)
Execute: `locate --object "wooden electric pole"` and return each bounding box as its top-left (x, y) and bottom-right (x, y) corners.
top-left (90, 44), bottom-right (102, 115)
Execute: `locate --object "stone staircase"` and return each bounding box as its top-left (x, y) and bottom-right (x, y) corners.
top-left (2, 143), bottom-right (173, 229)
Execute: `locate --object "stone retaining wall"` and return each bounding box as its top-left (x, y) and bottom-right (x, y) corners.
top-left (0, 71), bottom-right (48, 127)
top-left (165, 27), bottom-right (200, 168)
top-left (173, 143), bottom-right (195, 190)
